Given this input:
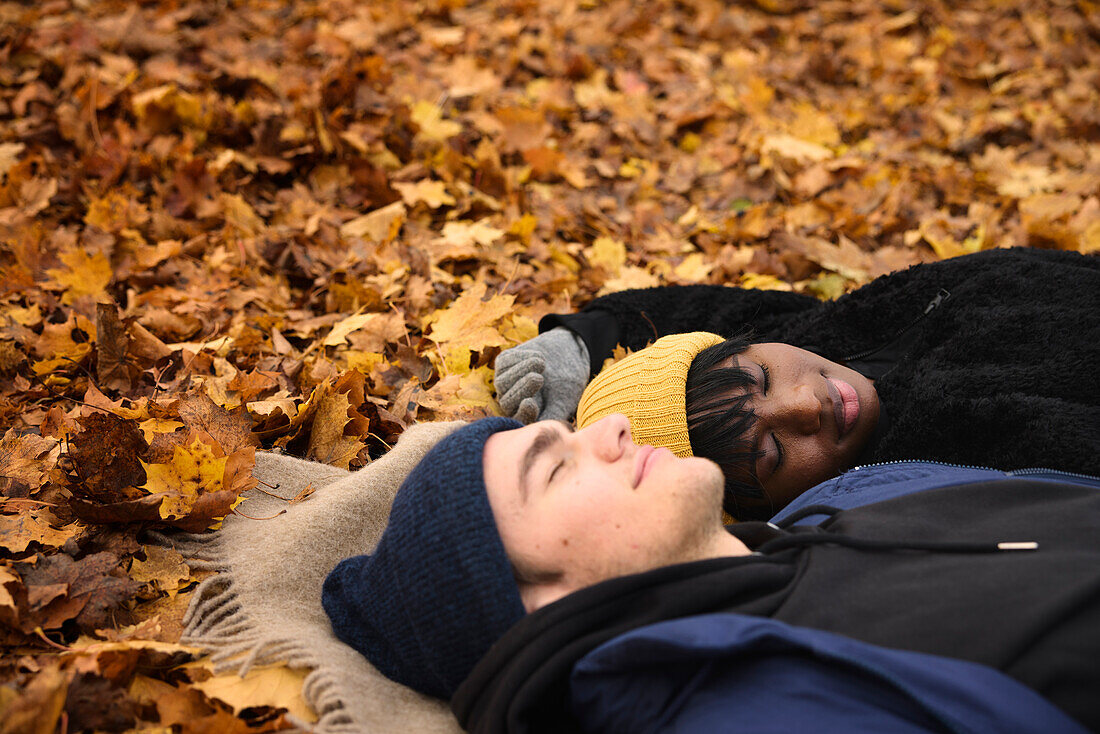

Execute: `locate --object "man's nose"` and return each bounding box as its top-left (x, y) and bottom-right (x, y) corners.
top-left (766, 384), bottom-right (821, 435)
top-left (579, 413), bottom-right (631, 461)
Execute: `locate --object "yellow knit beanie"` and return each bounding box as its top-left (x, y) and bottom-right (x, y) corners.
top-left (576, 332), bottom-right (725, 457)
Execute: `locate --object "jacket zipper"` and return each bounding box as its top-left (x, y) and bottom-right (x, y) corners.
top-left (850, 458), bottom-right (1100, 484)
top-left (840, 288), bottom-right (952, 363)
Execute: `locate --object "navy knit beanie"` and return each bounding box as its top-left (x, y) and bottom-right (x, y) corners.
top-left (321, 417), bottom-right (526, 700)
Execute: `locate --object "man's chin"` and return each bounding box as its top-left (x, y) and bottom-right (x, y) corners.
top-left (693, 460), bottom-right (727, 512)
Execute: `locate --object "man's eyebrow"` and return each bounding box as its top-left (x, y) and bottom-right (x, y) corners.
top-left (518, 424), bottom-right (565, 503)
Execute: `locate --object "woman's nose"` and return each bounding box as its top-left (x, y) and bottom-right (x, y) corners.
top-left (767, 384), bottom-right (821, 435)
top-left (581, 413), bottom-right (631, 461)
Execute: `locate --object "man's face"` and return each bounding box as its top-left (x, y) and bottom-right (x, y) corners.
top-left (730, 342), bottom-right (880, 509)
top-left (483, 414), bottom-right (726, 611)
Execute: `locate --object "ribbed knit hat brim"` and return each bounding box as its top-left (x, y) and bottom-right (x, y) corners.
top-left (577, 332), bottom-right (724, 457)
top-left (321, 416), bottom-right (525, 700)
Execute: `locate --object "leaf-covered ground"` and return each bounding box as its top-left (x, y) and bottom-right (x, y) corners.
top-left (1, 0), bottom-right (1097, 729)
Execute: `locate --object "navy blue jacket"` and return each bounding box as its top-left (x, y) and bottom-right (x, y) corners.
top-left (453, 465), bottom-right (1100, 734)
top-left (571, 614), bottom-right (1086, 734)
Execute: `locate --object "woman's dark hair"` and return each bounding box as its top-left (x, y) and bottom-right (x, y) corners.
top-left (685, 335), bottom-right (775, 520)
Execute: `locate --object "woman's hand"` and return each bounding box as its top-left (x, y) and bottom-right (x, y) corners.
top-left (494, 327), bottom-right (590, 423)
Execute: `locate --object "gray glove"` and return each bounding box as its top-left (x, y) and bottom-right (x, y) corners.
top-left (494, 327), bottom-right (590, 424)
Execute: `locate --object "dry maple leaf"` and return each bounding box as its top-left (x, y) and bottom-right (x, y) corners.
top-left (175, 392), bottom-right (260, 454)
top-left (0, 429), bottom-right (57, 490)
top-left (140, 438), bottom-right (226, 521)
top-left (95, 302), bottom-right (132, 392)
top-left (67, 412), bottom-right (149, 505)
top-left (44, 249), bottom-right (113, 305)
top-left (0, 510), bottom-right (81, 555)
top-left (128, 545), bottom-right (191, 594)
top-left (423, 282), bottom-right (514, 365)
top-left (0, 663), bottom-right (71, 734)
top-left (190, 664), bottom-right (315, 723)
top-left (306, 384), bottom-right (365, 469)
top-left (18, 551), bottom-right (142, 633)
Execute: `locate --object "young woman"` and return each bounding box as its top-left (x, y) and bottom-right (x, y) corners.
top-left (494, 248), bottom-right (1100, 518)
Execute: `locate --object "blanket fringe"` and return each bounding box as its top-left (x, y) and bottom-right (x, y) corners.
top-left (166, 535), bottom-right (351, 732)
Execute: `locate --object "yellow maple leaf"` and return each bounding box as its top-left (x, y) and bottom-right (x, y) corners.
top-left (790, 101), bottom-right (841, 147)
top-left (455, 365), bottom-right (496, 408)
top-left (740, 272), bottom-right (793, 291)
top-left (137, 418), bottom-right (185, 442)
top-left (586, 237), bottom-right (627, 274)
top-left (393, 180), bottom-right (455, 209)
top-left (437, 219), bottom-right (505, 247)
top-left (410, 100), bottom-right (462, 142)
top-left (673, 253), bottom-right (714, 283)
top-left (499, 314), bottom-right (538, 345)
top-left (141, 439), bottom-right (227, 520)
top-left (46, 250), bottom-right (112, 305)
top-left (340, 201), bottom-right (406, 242)
top-left (191, 664), bottom-right (315, 722)
top-left (424, 283), bottom-right (514, 369)
top-left (598, 265), bottom-right (661, 295)
top-left (0, 142), bottom-right (24, 177)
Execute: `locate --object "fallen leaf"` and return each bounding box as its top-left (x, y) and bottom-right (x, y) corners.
top-left (393, 179), bottom-right (455, 209)
top-left (128, 545), bottom-right (190, 593)
top-left (0, 663), bottom-right (70, 734)
top-left (306, 384), bottom-right (364, 469)
top-left (45, 249), bottom-right (112, 305)
top-left (340, 201), bottom-right (406, 242)
top-left (0, 511), bottom-right (81, 555)
top-left (176, 392), bottom-right (260, 454)
top-left (95, 302), bottom-right (131, 392)
top-left (140, 438), bottom-right (226, 521)
top-left (191, 664), bottom-right (315, 722)
top-left (423, 282), bottom-right (514, 366)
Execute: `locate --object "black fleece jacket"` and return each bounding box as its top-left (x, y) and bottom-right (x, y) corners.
top-left (542, 248), bottom-right (1100, 477)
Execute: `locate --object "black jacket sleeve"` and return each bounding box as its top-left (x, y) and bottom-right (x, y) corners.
top-left (540, 285), bottom-right (820, 375)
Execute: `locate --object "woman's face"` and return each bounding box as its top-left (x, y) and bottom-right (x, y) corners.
top-left (726, 343), bottom-right (880, 510)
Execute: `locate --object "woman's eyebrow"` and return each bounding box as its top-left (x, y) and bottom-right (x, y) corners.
top-left (518, 425), bottom-right (562, 502)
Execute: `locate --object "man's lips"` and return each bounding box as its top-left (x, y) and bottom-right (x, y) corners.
top-left (826, 377), bottom-right (860, 438)
top-left (633, 444), bottom-right (660, 488)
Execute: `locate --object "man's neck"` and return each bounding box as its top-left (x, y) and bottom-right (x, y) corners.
top-left (704, 525), bottom-right (752, 560)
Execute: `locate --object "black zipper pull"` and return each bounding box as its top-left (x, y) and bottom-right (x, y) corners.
top-left (924, 288), bottom-right (951, 315)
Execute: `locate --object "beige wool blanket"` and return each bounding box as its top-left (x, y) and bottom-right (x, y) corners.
top-left (172, 421), bottom-right (466, 733)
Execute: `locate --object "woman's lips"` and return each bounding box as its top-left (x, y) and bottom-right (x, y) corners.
top-left (827, 377), bottom-right (860, 438)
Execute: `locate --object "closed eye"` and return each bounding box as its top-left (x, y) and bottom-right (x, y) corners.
top-left (547, 460), bottom-right (564, 485)
top-left (760, 364), bottom-right (771, 395)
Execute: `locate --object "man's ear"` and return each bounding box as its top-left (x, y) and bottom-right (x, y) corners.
top-left (518, 578), bottom-right (581, 614)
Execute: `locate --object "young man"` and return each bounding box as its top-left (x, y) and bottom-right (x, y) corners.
top-left (322, 415), bottom-right (1100, 734)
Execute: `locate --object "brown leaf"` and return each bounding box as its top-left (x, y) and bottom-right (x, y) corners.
top-left (0, 663), bottom-right (70, 734)
top-left (18, 552), bottom-right (141, 633)
top-left (95, 302), bottom-right (131, 392)
top-left (128, 545), bottom-right (190, 594)
top-left (0, 429), bottom-right (57, 491)
top-left (176, 392), bottom-right (260, 454)
top-left (64, 673), bottom-right (140, 731)
top-left (67, 413), bottom-right (149, 505)
top-left (307, 385), bottom-right (364, 469)
top-left (0, 510), bottom-right (81, 555)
